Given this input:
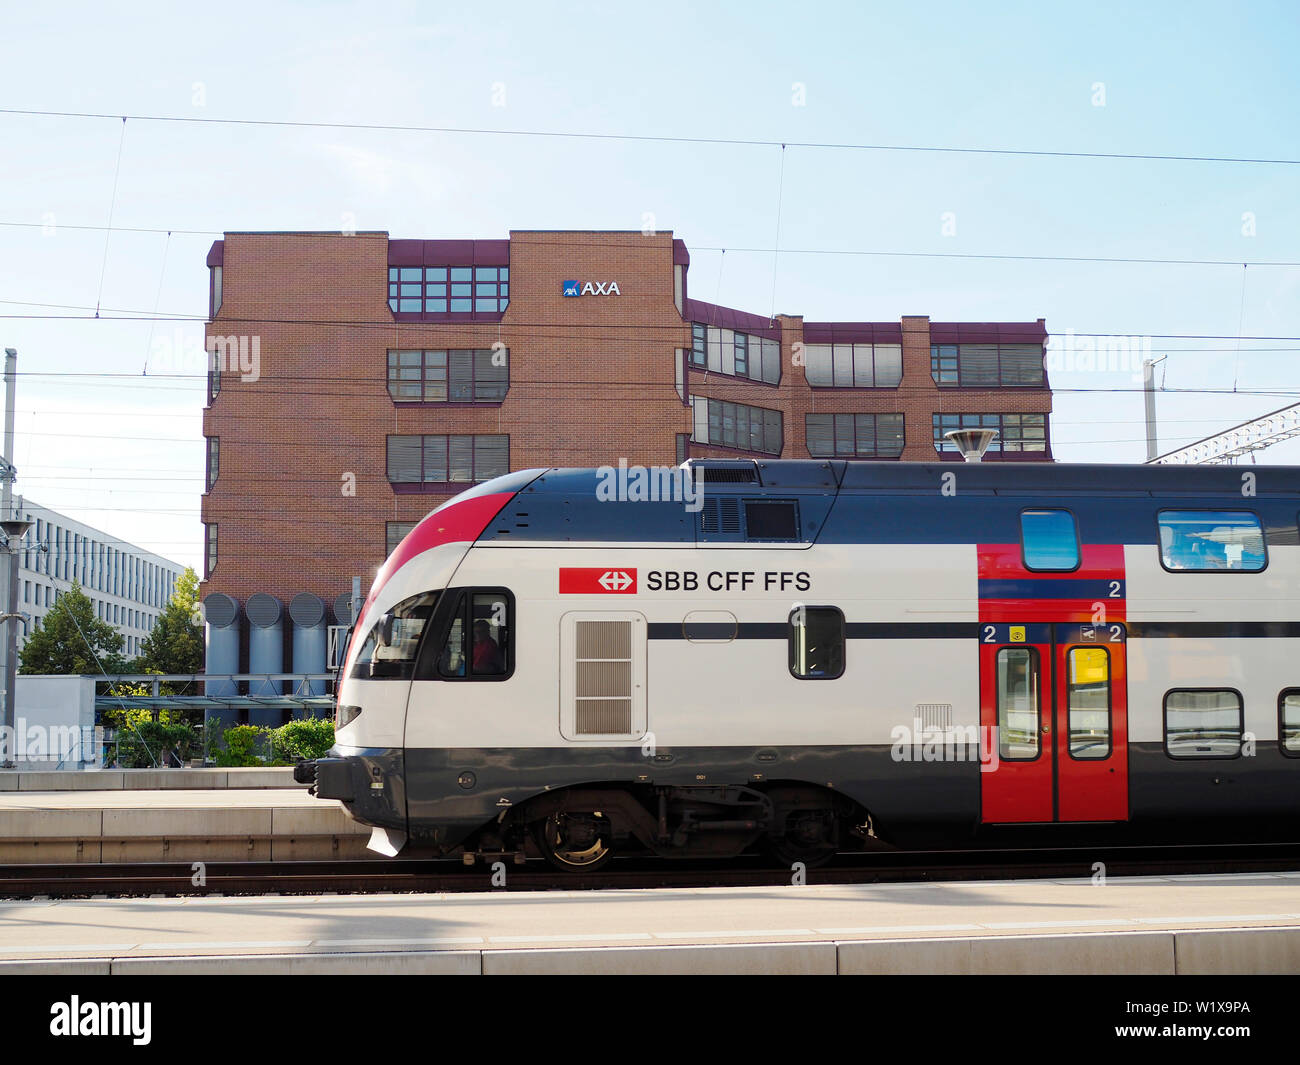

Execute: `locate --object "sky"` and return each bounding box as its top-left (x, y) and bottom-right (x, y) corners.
top-left (1, 0), bottom-right (1297, 574)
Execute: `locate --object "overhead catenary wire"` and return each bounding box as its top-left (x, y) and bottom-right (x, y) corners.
top-left (3, 107), bottom-right (1297, 165)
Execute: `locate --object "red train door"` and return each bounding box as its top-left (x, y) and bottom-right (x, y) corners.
top-left (979, 621), bottom-right (1129, 824)
top-left (1054, 622), bottom-right (1128, 822)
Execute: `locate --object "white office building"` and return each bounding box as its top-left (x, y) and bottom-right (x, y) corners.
top-left (15, 499), bottom-right (186, 661)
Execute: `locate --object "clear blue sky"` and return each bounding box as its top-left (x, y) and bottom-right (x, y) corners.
top-left (2, 0), bottom-right (1298, 573)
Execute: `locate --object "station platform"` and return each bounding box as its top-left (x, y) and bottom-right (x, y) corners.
top-left (0, 872), bottom-right (1297, 974)
top-left (0, 767), bottom-right (297, 791)
top-left (0, 787), bottom-right (366, 862)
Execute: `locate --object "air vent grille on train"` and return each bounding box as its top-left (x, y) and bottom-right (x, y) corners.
top-left (574, 620), bottom-right (634, 735)
top-left (701, 467), bottom-right (759, 483)
top-left (700, 497), bottom-right (742, 534)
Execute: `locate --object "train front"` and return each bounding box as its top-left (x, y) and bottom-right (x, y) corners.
top-left (292, 472), bottom-right (541, 856)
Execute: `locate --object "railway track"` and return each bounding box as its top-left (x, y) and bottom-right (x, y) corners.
top-left (2, 841), bottom-right (1299, 898)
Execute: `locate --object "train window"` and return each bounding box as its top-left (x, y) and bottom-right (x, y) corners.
top-left (788, 606), bottom-right (844, 679)
top-left (745, 500), bottom-right (799, 541)
top-left (1067, 647), bottom-right (1111, 759)
top-left (1157, 511), bottom-right (1266, 572)
top-left (349, 592), bottom-right (438, 680)
top-left (1280, 690), bottom-right (1300, 756)
top-left (1020, 509), bottom-right (1079, 571)
top-left (996, 647), bottom-right (1040, 761)
top-left (435, 590), bottom-right (513, 680)
top-left (1164, 689), bottom-right (1243, 758)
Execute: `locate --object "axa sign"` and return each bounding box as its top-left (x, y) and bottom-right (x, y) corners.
top-left (562, 280), bottom-right (621, 297)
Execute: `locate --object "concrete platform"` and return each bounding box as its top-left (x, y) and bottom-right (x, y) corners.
top-left (0, 788), bottom-right (367, 861)
top-left (0, 872), bottom-right (1297, 974)
top-left (0, 767), bottom-right (298, 792)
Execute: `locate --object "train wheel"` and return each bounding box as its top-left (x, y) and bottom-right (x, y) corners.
top-left (764, 810), bottom-right (839, 870)
top-left (534, 811), bottom-right (614, 872)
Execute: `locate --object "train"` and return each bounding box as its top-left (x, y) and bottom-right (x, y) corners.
top-left (294, 457), bottom-right (1300, 869)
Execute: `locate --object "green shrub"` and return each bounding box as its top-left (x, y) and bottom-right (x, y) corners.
top-left (269, 718), bottom-right (335, 763)
top-left (211, 724), bottom-right (267, 767)
top-left (114, 717), bottom-right (199, 768)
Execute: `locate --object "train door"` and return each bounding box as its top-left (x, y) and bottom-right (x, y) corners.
top-left (980, 622), bottom-right (1129, 824)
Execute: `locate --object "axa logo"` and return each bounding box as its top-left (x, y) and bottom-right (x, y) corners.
top-left (562, 280), bottom-right (621, 297)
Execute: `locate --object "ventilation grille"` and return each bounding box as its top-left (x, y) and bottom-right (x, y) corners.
top-left (700, 497), bottom-right (742, 535)
top-left (916, 703), bottom-right (954, 732)
top-left (574, 620), bottom-right (634, 735)
top-left (701, 466), bottom-right (758, 484)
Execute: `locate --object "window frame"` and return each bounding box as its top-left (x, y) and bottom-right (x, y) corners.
top-left (204, 523), bottom-right (217, 578)
top-left (1155, 509), bottom-right (1269, 574)
top-left (386, 348), bottom-right (508, 406)
top-left (417, 587), bottom-right (516, 683)
top-left (804, 412), bottom-right (905, 459)
top-left (995, 644), bottom-right (1043, 763)
top-left (787, 605), bottom-right (846, 681)
top-left (1279, 688), bottom-right (1300, 758)
top-left (386, 434), bottom-right (510, 489)
top-left (1065, 645), bottom-right (1113, 761)
top-left (1019, 507), bottom-right (1081, 573)
top-left (932, 412), bottom-right (1049, 456)
top-left (388, 265), bottom-right (509, 319)
top-left (930, 342), bottom-right (1046, 389)
top-left (205, 436), bottom-right (219, 492)
top-left (1163, 687), bottom-right (1245, 760)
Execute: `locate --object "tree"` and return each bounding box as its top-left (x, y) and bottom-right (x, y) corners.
top-left (135, 567), bottom-right (203, 676)
top-left (19, 582), bottom-right (127, 675)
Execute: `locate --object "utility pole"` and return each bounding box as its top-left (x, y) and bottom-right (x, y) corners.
top-left (1143, 354), bottom-right (1168, 462)
top-left (0, 350), bottom-right (16, 767)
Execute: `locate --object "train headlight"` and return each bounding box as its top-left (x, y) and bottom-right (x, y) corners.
top-left (336, 704), bottom-right (362, 729)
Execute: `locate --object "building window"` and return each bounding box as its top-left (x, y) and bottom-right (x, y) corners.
top-left (387, 349), bottom-right (508, 404)
top-left (210, 266), bottom-right (223, 317)
top-left (933, 413), bottom-right (1047, 454)
top-left (690, 323), bottom-right (780, 384)
top-left (675, 433), bottom-right (690, 465)
top-left (788, 606), bottom-right (845, 679)
top-left (1165, 689), bottom-right (1243, 758)
top-left (931, 343), bottom-right (1045, 388)
top-left (805, 413), bottom-right (905, 458)
top-left (205, 524), bottom-right (217, 578)
top-left (1157, 511), bottom-right (1266, 572)
top-left (804, 343), bottom-right (903, 388)
top-left (388, 265), bottom-right (508, 315)
top-left (386, 435), bottom-right (509, 486)
top-left (386, 521), bottom-right (418, 556)
top-left (1020, 509), bottom-right (1079, 571)
top-left (206, 437), bottom-right (219, 491)
top-left (207, 347), bottom-right (221, 404)
top-left (690, 397), bottom-right (782, 455)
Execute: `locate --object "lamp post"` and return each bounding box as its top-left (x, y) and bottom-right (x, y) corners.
top-left (0, 348), bottom-right (25, 767)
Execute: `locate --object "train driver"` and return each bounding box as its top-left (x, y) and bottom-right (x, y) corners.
top-left (472, 619), bottom-right (504, 674)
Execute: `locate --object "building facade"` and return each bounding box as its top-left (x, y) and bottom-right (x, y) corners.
top-left (15, 499), bottom-right (185, 659)
top-left (201, 230), bottom-right (1051, 624)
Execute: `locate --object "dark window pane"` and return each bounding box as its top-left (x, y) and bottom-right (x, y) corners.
top-left (1021, 509), bottom-right (1079, 570)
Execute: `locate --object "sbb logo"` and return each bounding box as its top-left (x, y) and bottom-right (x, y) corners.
top-left (559, 567), bottom-right (638, 594)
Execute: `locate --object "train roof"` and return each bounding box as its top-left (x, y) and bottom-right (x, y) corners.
top-left (498, 459), bottom-right (1300, 498)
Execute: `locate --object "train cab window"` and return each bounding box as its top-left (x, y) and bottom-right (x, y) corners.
top-left (788, 606), bottom-right (844, 679)
top-left (349, 592), bottom-right (438, 680)
top-left (996, 647), bottom-right (1040, 760)
top-left (435, 590), bottom-right (513, 680)
top-left (1067, 647), bottom-right (1111, 759)
top-left (1164, 689), bottom-right (1243, 758)
top-left (1280, 690), bottom-right (1300, 756)
top-left (1158, 511), bottom-right (1266, 572)
top-left (1020, 509), bottom-right (1079, 571)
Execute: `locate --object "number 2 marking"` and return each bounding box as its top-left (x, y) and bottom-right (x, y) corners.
top-left (1108, 580), bottom-right (1121, 598)
top-left (983, 625), bottom-right (996, 643)
top-left (1109, 625), bottom-right (1122, 643)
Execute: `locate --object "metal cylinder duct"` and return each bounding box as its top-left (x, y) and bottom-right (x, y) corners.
top-left (290, 592), bottom-right (328, 697)
top-left (203, 594), bottom-right (241, 697)
top-left (334, 592), bottom-right (356, 627)
top-left (246, 593), bottom-right (285, 695)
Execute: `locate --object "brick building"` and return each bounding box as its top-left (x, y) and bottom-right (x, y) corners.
top-left (201, 229), bottom-right (1051, 622)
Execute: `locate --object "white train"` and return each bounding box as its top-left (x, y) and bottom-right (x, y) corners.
top-left (295, 459), bottom-right (1300, 869)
